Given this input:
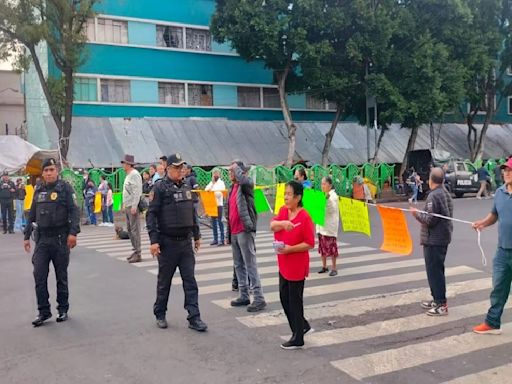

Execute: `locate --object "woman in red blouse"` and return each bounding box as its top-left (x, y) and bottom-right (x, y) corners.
top-left (270, 181), bottom-right (315, 350)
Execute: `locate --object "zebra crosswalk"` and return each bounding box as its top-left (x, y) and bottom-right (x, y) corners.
top-left (77, 225), bottom-right (512, 383)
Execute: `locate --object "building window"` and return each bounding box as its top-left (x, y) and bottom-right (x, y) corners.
top-left (159, 82), bottom-right (186, 105)
top-left (238, 87), bottom-right (261, 108)
top-left (188, 84), bottom-right (213, 106)
top-left (263, 88), bottom-right (280, 108)
top-left (306, 94), bottom-right (326, 110)
top-left (156, 25), bottom-right (184, 48)
top-left (100, 79), bottom-right (130, 103)
top-left (508, 97), bottom-right (512, 115)
top-left (186, 28), bottom-right (211, 51)
top-left (97, 18), bottom-right (128, 44)
top-left (85, 18), bottom-right (96, 41)
top-left (74, 77), bottom-right (97, 102)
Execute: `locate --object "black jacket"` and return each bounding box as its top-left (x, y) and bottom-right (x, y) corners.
top-left (414, 186), bottom-right (453, 246)
top-left (226, 166), bottom-right (257, 241)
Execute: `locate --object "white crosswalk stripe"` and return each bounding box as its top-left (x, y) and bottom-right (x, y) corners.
top-left (441, 363), bottom-right (512, 384)
top-left (330, 322), bottom-right (512, 381)
top-left (77, 225), bottom-right (508, 383)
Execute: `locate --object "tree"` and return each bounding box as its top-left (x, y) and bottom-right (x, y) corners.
top-left (456, 0), bottom-right (511, 161)
top-left (211, 0), bottom-right (332, 165)
top-left (0, 0), bottom-right (97, 162)
top-left (298, 0), bottom-right (398, 166)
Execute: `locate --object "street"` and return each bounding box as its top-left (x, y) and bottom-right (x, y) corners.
top-left (0, 197), bottom-right (510, 384)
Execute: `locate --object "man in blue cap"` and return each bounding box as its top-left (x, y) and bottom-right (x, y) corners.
top-left (23, 158), bottom-right (80, 327)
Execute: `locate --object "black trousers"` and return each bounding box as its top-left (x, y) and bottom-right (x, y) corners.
top-left (33, 235), bottom-right (70, 315)
top-left (0, 200), bottom-right (14, 232)
top-left (153, 236), bottom-right (200, 320)
top-left (279, 273), bottom-right (309, 344)
top-left (423, 245), bottom-right (448, 305)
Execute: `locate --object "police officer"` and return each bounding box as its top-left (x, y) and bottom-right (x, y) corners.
top-left (0, 171), bottom-right (16, 234)
top-left (146, 153), bottom-right (207, 332)
top-left (23, 158), bottom-right (80, 327)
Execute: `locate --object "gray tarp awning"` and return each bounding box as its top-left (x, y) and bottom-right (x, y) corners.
top-left (41, 117), bottom-right (512, 168)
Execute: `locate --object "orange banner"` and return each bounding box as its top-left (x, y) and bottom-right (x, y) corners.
top-left (377, 205), bottom-right (413, 256)
top-left (199, 191), bottom-right (218, 217)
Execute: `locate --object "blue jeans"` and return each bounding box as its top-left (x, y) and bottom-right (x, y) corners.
top-left (86, 201), bottom-right (97, 225)
top-left (14, 199), bottom-right (25, 231)
top-left (485, 247), bottom-right (512, 328)
top-left (107, 205), bottom-right (114, 223)
top-left (211, 206), bottom-right (224, 243)
top-left (232, 232), bottom-right (265, 303)
top-left (411, 184), bottom-right (419, 202)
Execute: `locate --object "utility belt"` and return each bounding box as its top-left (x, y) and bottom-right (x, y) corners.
top-left (161, 232), bottom-right (192, 241)
top-left (38, 226), bottom-right (69, 237)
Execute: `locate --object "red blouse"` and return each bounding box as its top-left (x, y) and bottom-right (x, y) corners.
top-left (273, 206), bottom-right (315, 281)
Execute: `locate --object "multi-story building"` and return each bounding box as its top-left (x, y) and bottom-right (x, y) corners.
top-left (0, 70), bottom-right (25, 138)
top-left (25, 0), bottom-right (338, 166)
top-left (23, 0), bottom-right (512, 167)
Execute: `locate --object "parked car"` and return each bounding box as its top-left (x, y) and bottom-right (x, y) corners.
top-left (406, 149), bottom-right (489, 198)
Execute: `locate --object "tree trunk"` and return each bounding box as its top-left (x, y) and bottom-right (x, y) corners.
top-left (321, 105), bottom-right (343, 166)
top-left (466, 112), bottom-right (477, 161)
top-left (276, 66), bottom-right (297, 166)
top-left (399, 125), bottom-right (419, 178)
top-left (371, 125), bottom-right (386, 164)
top-left (473, 89), bottom-right (496, 162)
top-left (61, 68), bottom-right (75, 163)
top-left (429, 121), bottom-right (435, 149)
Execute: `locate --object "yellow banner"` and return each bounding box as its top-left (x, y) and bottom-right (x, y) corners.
top-left (94, 192), bottom-right (102, 213)
top-left (339, 197), bottom-right (371, 237)
top-left (24, 185), bottom-right (34, 211)
top-left (199, 191), bottom-right (218, 217)
top-left (377, 205), bottom-right (413, 256)
top-left (273, 183), bottom-right (286, 214)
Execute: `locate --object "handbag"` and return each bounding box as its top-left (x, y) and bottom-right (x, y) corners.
top-left (137, 196), bottom-right (148, 212)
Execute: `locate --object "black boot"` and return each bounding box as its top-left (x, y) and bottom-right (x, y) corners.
top-left (32, 313), bottom-right (52, 327)
top-left (56, 313), bottom-right (68, 323)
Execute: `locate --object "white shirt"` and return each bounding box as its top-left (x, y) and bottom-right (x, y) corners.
top-left (205, 179), bottom-right (226, 207)
top-left (316, 189), bottom-right (339, 237)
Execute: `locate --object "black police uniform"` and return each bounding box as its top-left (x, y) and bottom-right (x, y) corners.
top-left (24, 173), bottom-right (80, 323)
top-left (0, 177), bottom-right (16, 233)
top-left (146, 174), bottom-right (206, 330)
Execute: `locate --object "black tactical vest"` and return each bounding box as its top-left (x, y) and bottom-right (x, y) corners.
top-left (159, 180), bottom-right (194, 231)
top-left (35, 181), bottom-right (70, 229)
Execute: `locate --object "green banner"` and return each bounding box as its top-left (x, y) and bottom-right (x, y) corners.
top-left (303, 189), bottom-right (327, 226)
top-left (113, 193), bottom-right (123, 212)
top-left (254, 189), bottom-right (272, 214)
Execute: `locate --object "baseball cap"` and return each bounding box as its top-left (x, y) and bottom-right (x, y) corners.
top-left (167, 153), bottom-right (186, 167)
top-left (41, 158), bottom-right (57, 169)
top-left (500, 158), bottom-right (512, 170)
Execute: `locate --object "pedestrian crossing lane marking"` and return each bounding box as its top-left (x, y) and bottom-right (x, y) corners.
top-left (172, 258), bottom-right (427, 293)
top-left (212, 266), bottom-right (480, 308)
top-left (441, 363), bottom-right (512, 384)
top-left (237, 278), bottom-right (492, 328)
top-left (330, 322), bottom-right (512, 381)
top-left (289, 299), bottom-right (491, 347)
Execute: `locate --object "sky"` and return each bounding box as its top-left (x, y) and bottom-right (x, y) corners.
top-left (0, 58), bottom-right (14, 70)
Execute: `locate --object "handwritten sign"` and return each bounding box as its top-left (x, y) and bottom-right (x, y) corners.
top-left (198, 191), bottom-right (218, 217)
top-left (274, 183), bottom-right (286, 214)
top-left (377, 205), bottom-right (413, 256)
top-left (339, 197), bottom-right (371, 237)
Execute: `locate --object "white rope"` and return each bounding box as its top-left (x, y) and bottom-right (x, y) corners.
top-left (366, 202), bottom-right (487, 266)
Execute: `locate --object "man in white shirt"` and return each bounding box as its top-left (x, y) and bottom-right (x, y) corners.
top-left (205, 169), bottom-right (226, 246)
top-left (121, 154), bottom-right (142, 263)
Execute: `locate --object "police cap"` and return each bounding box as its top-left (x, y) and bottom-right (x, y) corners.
top-left (167, 153), bottom-right (186, 167)
top-left (42, 158), bottom-right (57, 170)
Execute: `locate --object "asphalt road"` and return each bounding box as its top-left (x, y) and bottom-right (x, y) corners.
top-left (0, 197), bottom-right (510, 384)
